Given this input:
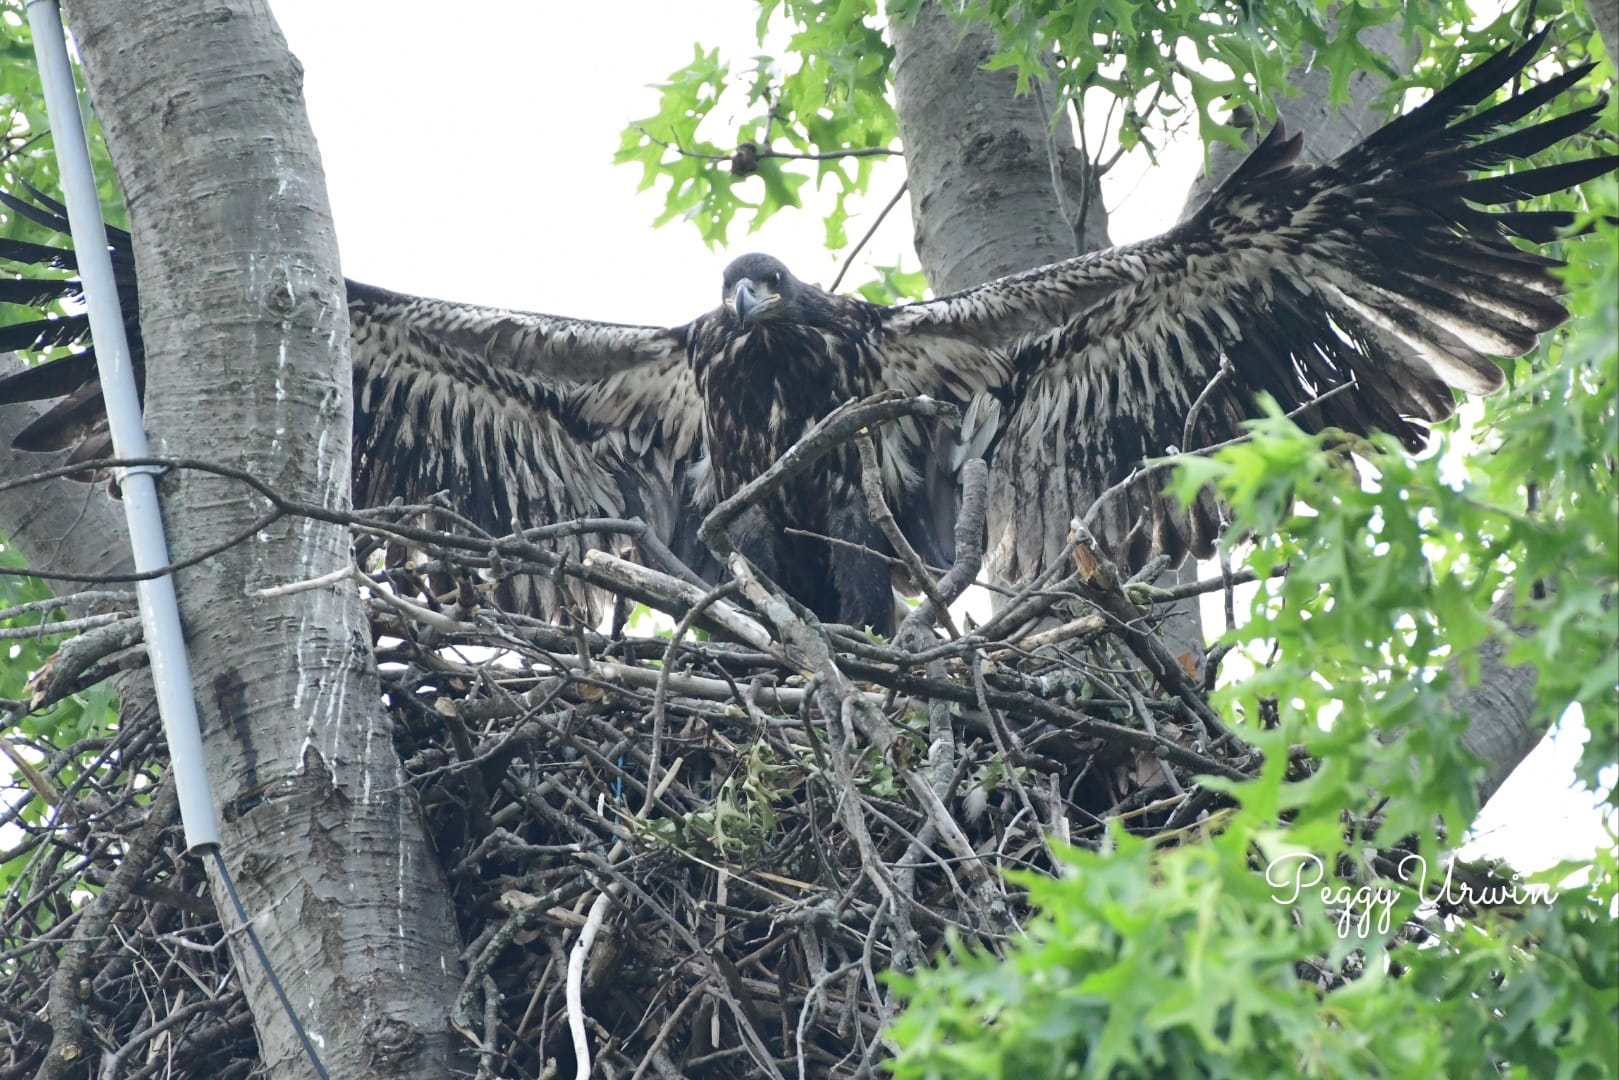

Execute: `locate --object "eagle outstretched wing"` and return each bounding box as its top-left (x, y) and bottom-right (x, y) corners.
top-left (0, 192), bottom-right (710, 621)
top-left (342, 281), bottom-right (712, 617)
top-left (0, 31), bottom-right (1610, 624)
top-left (875, 32), bottom-right (1613, 582)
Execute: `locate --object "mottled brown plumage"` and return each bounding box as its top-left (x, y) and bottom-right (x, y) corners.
top-left (0, 32), bottom-right (1611, 628)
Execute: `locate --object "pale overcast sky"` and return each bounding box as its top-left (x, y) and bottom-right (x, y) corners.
top-left (269, 1), bottom-right (906, 323)
top-left (256, 2), bottom-right (1612, 870)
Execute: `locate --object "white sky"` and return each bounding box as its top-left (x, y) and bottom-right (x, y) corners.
top-left (226, 3), bottom-right (1616, 871)
top-left (270, 1), bottom-right (896, 323)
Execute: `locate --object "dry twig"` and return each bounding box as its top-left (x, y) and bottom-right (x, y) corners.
top-left (1, 397), bottom-right (1260, 1079)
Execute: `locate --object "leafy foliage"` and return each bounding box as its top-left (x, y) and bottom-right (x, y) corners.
top-left (615, 0), bottom-right (1535, 283)
top-left (615, 0), bottom-right (897, 250)
top-left (0, 1), bottom-right (122, 236)
top-left (852, 262), bottom-right (928, 306)
top-left (917, 0), bottom-right (1471, 150)
top-left (889, 825), bottom-right (1617, 1077)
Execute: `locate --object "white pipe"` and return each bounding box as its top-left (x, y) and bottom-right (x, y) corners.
top-left (26, 1), bottom-right (219, 850)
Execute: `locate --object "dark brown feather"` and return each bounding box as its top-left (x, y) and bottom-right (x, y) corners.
top-left (0, 31), bottom-right (1610, 623)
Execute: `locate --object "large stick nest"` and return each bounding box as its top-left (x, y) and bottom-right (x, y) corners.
top-left (1, 395), bottom-right (1261, 1078)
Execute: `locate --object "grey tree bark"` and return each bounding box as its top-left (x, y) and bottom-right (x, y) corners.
top-left (1455, 596), bottom-right (1544, 807)
top-left (888, 7), bottom-right (1542, 810)
top-left (36, 1), bottom-right (465, 1075)
top-left (1593, 0), bottom-right (1618, 59)
top-left (890, 12), bottom-right (1106, 290)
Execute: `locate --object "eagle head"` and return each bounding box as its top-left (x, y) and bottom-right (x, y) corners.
top-left (722, 253), bottom-right (801, 326)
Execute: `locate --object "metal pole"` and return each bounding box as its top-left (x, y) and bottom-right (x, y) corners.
top-left (25, 0), bottom-right (219, 850)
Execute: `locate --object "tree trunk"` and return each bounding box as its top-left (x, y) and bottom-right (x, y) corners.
top-left (55, 1), bottom-right (463, 1075)
top-left (890, 10), bottom-right (1107, 290)
top-left (1593, 0), bottom-right (1618, 59)
top-left (1455, 596), bottom-right (1544, 806)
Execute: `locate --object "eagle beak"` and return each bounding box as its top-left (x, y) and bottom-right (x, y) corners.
top-left (734, 278), bottom-right (762, 323)
top-left (730, 277), bottom-right (781, 324)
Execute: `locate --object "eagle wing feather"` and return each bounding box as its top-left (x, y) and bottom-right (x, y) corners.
top-left (0, 30), bottom-right (1609, 622)
top-left (0, 211), bottom-right (708, 622)
top-left (980, 31), bottom-right (1613, 582)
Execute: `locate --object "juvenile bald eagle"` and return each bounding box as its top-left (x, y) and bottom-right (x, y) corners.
top-left (0, 33), bottom-right (1613, 634)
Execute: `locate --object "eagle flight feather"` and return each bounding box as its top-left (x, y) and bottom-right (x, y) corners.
top-left (0, 31), bottom-right (1612, 633)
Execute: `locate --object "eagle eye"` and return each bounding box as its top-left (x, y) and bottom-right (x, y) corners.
top-left (766, 272), bottom-right (781, 289)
